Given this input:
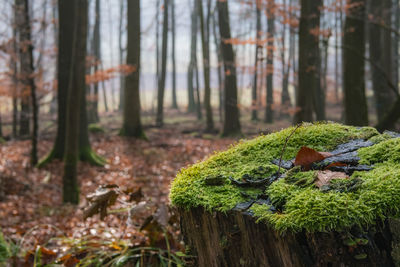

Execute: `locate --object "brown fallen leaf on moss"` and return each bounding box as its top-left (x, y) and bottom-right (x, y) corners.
top-left (315, 170), bottom-right (349, 188)
top-left (294, 146), bottom-right (332, 170)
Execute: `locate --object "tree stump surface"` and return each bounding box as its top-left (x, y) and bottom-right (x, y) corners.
top-left (170, 124), bottom-right (400, 266)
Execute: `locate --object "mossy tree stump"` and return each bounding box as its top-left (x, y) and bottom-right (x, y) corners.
top-left (170, 123), bottom-right (400, 266)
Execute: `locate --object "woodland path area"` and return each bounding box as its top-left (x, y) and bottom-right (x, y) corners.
top-left (0, 111), bottom-right (290, 251)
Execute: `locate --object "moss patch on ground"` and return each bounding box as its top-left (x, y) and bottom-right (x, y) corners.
top-left (169, 122), bottom-right (400, 233)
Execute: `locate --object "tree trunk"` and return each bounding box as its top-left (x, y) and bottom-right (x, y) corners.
top-left (199, 0), bottom-right (214, 132)
top-left (16, 0), bottom-right (38, 164)
top-left (187, 0), bottom-right (198, 114)
top-left (218, 0), bottom-right (241, 137)
top-left (118, 0), bottom-right (125, 111)
top-left (195, 53), bottom-right (203, 120)
top-left (251, 1), bottom-right (262, 122)
top-left (212, 8), bottom-right (224, 123)
top-left (280, 0), bottom-right (291, 118)
top-left (293, 0), bottom-right (322, 124)
top-left (156, 0), bottom-right (169, 127)
top-left (63, 0), bottom-right (88, 204)
top-left (179, 207), bottom-right (397, 267)
top-left (343, 0), bottom-right (368, 126)
top-left (50, 0), bottom-right (58, 115)
top-left (90, 0), bottom-right (101, 123)
top-left (38, 0), bottom-right (104, 168)
top-left (16, 0), bottom-right (31, 138)
top-left (265, 0), bottom-right (275, 123)
top-left (368, 0), bottom-right (396, 123)
top-left (11, 13), bottom-right (19, 138)
top-left (171, 0), bottom-right (178, 109)
top-left (121, 0), bottom-right (144, 138)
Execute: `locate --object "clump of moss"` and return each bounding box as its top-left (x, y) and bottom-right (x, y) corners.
top-left (170, 122), bottom-right (392, 233)
top-left (358, 138), bottom-right (400, 165)
top-left (88, 123), bottom-right (105, 133)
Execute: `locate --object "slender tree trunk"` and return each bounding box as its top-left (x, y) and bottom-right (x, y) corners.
top-left (393, 0), bottom-right (399, 92)
top-left (121, 0), bottom-right (144, 138)
top-left (343, 0), bottom-right (368, 126)
top-left (11, 14), bottom-right (19, 138)
top-left (265, 0), bottom-right (275, 123)
top-left (156, 0), bottom-right (169, 127)
top-left (91, 0), bottom-right (101, 123)
top-left (280, 0), bottom-right (292, 118)
top-left (16, 0), bottom-right (38, 164)
top-left (251, 1), bottom-right (262, 121)
top-left (171, 0), bottom-right (178, 109)
top-left (199, 0), bottom-right (214, 132)
top-left (334, 0), bottom-right (340, 103)
top-left (187, 0), bottom-right (198, 113)
top-left (63, 0), bottom-right (88, 204)
top-left (218, 0), bottom-right (241, 136)
top-left (50, 0), bottom-right (58, 114)
top-left (212, 8), bottom-right (224, 123)
top-left (155, 0), bottom-right (161, 94)
top-left (293, 0), bottom-right (322, 124)
top-left (118, 0), bottom-right (125, 111)
top-left (195, 51), bottom-right (202, 120)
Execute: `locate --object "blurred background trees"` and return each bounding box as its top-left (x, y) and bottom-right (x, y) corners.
top-left (1, 0), bottom-right (400, 201)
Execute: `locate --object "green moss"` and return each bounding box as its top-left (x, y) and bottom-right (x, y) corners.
top-left (88, 123), bottom-right (105, 133)
top-left (170, 122), bottom-right (398, 233)
top-left (0, 138), bottom-right (4, 144)
top-left (358, 138), bottom-right (400, 165)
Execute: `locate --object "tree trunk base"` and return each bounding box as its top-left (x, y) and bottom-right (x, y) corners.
top-left (179, 207), bottom-right (400, 267)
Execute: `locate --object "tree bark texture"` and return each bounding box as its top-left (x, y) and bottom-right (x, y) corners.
top-left (180, 207), bottom-right (399, 267)
top-left (171, 0), bottom-right (178, 109)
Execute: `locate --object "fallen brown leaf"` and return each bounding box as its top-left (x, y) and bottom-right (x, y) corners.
top-left (315, 170), bottom-right (349, 188)
top-left (294, 146), bottom-right (332, 170)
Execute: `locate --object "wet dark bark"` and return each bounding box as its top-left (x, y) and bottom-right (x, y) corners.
top-left (342, 0), bottom-right (368, 126)
top-left (217, 0), bottom-right (241, 137)
top-left (180, 207), bottom-right (398, 267)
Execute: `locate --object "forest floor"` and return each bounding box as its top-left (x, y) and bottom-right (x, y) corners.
top-left (0, 109), bottom-right (295, 263)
